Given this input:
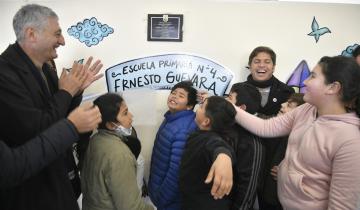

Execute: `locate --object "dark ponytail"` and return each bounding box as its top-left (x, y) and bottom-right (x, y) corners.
top-left (93, 93), bottom-right (124, 129)
top-left (318, 56), bottom-right (360, 118)
top-left (205, 96), bottom-right (237, 147)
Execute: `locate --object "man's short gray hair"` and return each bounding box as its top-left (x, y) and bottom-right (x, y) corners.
top-left (13, 4), bottom-right (58, 42)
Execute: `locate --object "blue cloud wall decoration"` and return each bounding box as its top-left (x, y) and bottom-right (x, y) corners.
top-left (67, 17), bottom-right (114, 47)
top-left (341, 44), bottom-right (359, 57)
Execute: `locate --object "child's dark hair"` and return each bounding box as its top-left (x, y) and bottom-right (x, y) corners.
top-left (248, 46), bottom-right (276, 66)
top-left (352, 45), bottom-right (360, 58)
top-left (318, 56), bottom-right (360, 117)
top-left (205, 96), bottom-right (237, 147)
top-left (288, 93), bottom-right (305, 106)
top-left (93, 93), bottom-right (124, 129)
top-left (171, 80), bottom-right (197, 110)
top-left (230, 82), bottom-right (261, 114)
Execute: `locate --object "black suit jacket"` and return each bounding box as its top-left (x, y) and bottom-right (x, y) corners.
top-left (0, 43), bottom-right (82, 210)
top-left (244, 77), bottom-right (294, 207)
top-left (0, 120), bottom-right (78, 189)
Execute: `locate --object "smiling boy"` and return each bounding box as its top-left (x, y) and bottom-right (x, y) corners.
top-left (148, 81), bottom-right (198, 210)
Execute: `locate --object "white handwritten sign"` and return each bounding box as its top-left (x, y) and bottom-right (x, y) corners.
top-left (106, 54), bottom-right (234, 96)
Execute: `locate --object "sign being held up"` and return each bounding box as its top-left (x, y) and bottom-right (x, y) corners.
top-left (105, 54), bottom-right (234, 96)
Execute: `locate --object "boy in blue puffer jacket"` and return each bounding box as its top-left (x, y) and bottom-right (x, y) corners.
top-left (148, 81), bottom-right (198, 210)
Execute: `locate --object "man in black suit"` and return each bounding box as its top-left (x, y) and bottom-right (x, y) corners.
top-left (0, 4), bottom-right (103, 210)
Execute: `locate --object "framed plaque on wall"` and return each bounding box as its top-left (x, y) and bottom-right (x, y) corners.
top-left (147, 14), bottom-right (183, 42)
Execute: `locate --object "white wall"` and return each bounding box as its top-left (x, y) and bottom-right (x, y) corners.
top-left (1, 0), bottom-right (359, 179)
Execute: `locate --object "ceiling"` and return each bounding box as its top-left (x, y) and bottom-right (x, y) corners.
top-left (214, 0), bottom-right (360, 4)
top-left (277, 0), bottom-right (360, 4)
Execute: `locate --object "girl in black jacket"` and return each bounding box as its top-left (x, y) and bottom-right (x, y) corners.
top-left (180, 96), bottom-right (236, 210)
